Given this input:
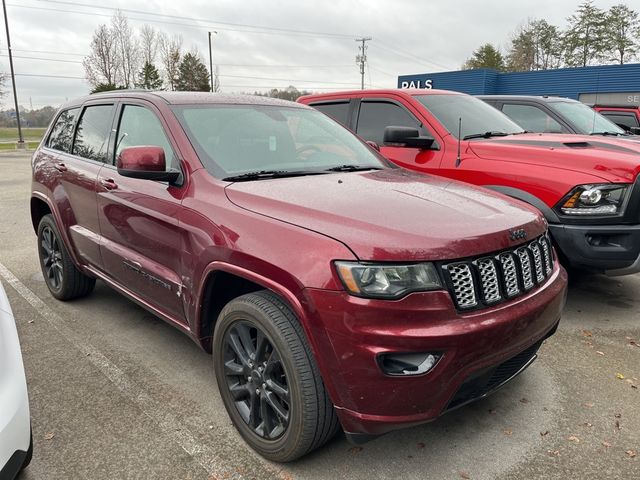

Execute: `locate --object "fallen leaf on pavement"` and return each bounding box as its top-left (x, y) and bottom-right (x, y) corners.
top-left (547, 450), bottom-right (560, 456)
top-left (595, 351), bottom-right (605, 356)
top-left (583, 422), bottom-right (593, 428)
top-left (503, 429), bottom-right (513, 436)
top-left (459, 472), bottom-right (471, 479)
top-left (28, 320), bottom-right (34, 324)
top-left (540, 430), bottom-right (549, 436)
top-left (348, 447), bottom-right (363, 454)
top-left (581, 330), bottom-right (593, 337)
top-left (628, 340), bottom-right (639, 348)
top-left (582, 402), bottom-right (594, 408)
top-left (616, 373), bottom-right (625, 380)
top-left (626, 450), bottom-right (637, 458)
top-left (568, 435), bottom-right (580, 443)
top-left (616, 420), bottom-right (621, 430)
top-left (602, 441), bottom-right (612, 448)
top-left (43, 432), bottom-right (55, 440)
top-left (614, 413), bottom-right (622, 418)
top-left (519, 397), bottom-right (529, 404)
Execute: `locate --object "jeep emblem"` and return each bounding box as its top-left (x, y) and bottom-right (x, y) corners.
top-left (509, 229), bottom-right (527, 241)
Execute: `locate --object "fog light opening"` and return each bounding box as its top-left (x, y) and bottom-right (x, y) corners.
top-left (379, 352), bottom-right (441, 376)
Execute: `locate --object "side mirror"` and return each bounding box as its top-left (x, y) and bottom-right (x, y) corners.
top-left (383, 126), bottom-right (437, 149)
top-left (630, 126), bottom-right (640, 135)
top-left (117, 146), bottom-right (180, 182)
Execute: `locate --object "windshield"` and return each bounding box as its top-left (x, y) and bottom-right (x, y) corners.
top-left (416, 94), bottom-right (524, 139)
top-left (547, 101), bottom-right (625, 135)
top-left (172, 104), bottom-right (388, 178)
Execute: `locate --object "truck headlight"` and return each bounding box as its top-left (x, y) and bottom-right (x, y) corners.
top-left (335, 262), bottom-right (442, 299)
top-left (559, 184), bottom-right (630, 216)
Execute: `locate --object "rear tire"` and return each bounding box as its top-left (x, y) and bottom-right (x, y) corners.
top-left (37, 214), bottom-right (95, 300)
top-left (213, 290), bottom-right (339, 462)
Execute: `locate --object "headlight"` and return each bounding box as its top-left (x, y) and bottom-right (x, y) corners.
top-left (559, 184), bottom-right (630, 216)
top-left (335, 262), bottom-right (442, 299)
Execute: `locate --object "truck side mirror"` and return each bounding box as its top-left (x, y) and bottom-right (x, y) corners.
top-left (383, 126), bottom-right (437, 149)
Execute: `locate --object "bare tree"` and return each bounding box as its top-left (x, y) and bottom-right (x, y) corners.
top-left (214, 65), bottom-right (220, 92)
top-left (112, 10), bottom-right (140, 88)
top-left (140, 24), bottom-right (159, 65)
top-left (158, 32), bottom-right (182, 90)
top-left (83, 23), bottom-right (120, 87)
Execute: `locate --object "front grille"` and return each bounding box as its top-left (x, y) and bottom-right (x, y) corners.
top-left (442, 233), bottom-right (554, 311)
top-left (446, 341), bottom-right (541, 411)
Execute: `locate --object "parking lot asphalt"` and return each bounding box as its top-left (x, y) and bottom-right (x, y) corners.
top-left (0, 152), bottom-right (637, 480)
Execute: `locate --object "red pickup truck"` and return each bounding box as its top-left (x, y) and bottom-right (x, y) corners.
top-left (593, 105), bottom-right (640, 134)
top-left (300, 89), bottom-right (640, 276)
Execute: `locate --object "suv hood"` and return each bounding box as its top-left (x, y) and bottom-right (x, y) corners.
top-left (225, 169), bottom-right (546, 261)
top-left (468, 133), bottom-right (640, 183)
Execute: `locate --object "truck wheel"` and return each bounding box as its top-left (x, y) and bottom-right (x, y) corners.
top-left (213, 290), bottom-right (339, 462)
top-left (37, 214), bottom-right (95, 300)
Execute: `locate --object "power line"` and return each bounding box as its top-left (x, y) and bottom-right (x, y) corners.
top-left (219, 73), bottom-right (361, 86)
top-left (372, 41), bottom-right (454, 71)
top-left (0, 54), bottom-right (83, 64)
top-left (11, 48), bottom-right (87, 56)
top-left (20, 1), bottom-right (356, 39)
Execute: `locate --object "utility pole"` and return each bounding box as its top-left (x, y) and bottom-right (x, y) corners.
top-left (208, 31), bottom-right (217, 93)
top-left (355, 37), bottom-right (372, 90)
top-left (2, 0), bottom-right (24, 148)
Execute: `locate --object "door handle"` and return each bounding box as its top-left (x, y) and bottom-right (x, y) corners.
top-left (100, 178), bottom-right (118, 190)
top-left (54, 162), bottom-right (67, 172)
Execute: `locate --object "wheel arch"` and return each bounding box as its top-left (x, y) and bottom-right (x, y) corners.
top-left (195, 262), bottom-right (310, 354)
top-left (483, 185), bottom-right (560, 223)
top-left (30, 194), bottom-right (53, 233)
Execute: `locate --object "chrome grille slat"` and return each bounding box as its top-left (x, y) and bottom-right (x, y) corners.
top-left (445, 263), bottom-right (477, 309)
top-left (443, 233), bottom-right (553, 311)
top-left (530, 243), bottom-right (545, 284)
top-left (516, 247), bottom-right (535, 290)
top-left (498, 253), bottom-right (520, 298)
top-left (475, 258), bottom-right (501, 304)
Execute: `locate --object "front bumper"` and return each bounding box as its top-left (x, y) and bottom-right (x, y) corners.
top-left (549, 224), bottom-right (640, 275)
top-left (304, 264), bottom-right (567, 437)
top-left (0, 285), bottom-right (31, 477)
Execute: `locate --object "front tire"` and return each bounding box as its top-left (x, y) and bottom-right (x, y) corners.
top-left (213, 290), bottom-right (339, 462)
top-left (37, 214), bottom-right (95, 300)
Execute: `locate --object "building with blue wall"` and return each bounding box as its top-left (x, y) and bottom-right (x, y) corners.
top-left (397, 63), bottom-right (640, 106)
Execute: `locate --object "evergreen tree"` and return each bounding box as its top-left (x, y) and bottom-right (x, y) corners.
top-left (563, 1), bottom-right (606, 67)
top-left (175, 53), bottom-right (210, 92)
top-left (135, 61), bottom-right (163, 90)
top-left (463, 44), bottom-right (505, 71)
top-left (604, 4), bottom-right (639, 64)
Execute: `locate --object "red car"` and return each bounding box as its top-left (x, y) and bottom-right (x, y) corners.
top-left (593, 105), bottom-right (640, 134)
top-left (31, 92), bottom-right (566, 461)
top-left (300, 89), bottom-right (640, 276)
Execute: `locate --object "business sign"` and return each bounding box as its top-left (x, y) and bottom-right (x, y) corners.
top-left (399, 79), bottom-right (433, 89)
top-left (579, 92), bottom-right (640, 107)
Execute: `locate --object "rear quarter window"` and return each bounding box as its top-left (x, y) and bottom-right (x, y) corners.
top-left (47, 108), bottom-right (80, 153)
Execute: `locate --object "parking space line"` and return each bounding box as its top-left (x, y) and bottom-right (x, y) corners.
top-left (0, 262), bottom-right (287, 480)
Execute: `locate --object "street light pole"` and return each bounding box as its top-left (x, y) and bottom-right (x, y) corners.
top-left (2, 0), bottom-right (24, 148)
top-left (208, 31), bottom-right (217, 92)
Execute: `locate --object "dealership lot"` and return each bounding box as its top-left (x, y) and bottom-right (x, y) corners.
top-left (1, 152), bottom-right (638, 479)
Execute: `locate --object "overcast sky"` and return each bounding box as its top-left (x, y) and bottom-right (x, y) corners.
top-left (0, 0), bottom-right (630, 108)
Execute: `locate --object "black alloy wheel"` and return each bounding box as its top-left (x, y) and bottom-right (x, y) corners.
top-left (213, 290), bottom-right (339, 462)
top-left (37, 214), bottom-right (95, 300)
top-left (223, 320), bottom-right (290, 440)
top-left (40, 225), bottom-right (63, 291)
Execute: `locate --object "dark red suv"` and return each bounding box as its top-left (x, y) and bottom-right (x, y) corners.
top-left (31, 92), bottom-right (567, 461)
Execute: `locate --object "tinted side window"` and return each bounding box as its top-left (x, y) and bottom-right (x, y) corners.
top-left (501, 104), bottom-right (565, 133)
top-left (313, 102), bottom-right (350, 127)
top-left (600, 112), bottom-right (639, 130)
top-left (73, 105), bottom-right (115, 162)
top-left (115, 105), bottom-right (176, 169)
top-left (356, 101), bottom-right (422, 144)
top-left (47, 108), bottom-right (80, 153)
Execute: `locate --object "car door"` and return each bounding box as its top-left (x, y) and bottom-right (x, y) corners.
top-left (353, 99), bottom-right (445, 174)
top-left (96, 101), bottom-right (187, 324)
top-left (41, 103), bottom-right (114, 269)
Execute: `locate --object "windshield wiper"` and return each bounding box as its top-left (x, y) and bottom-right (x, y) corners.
top-left (463, 131), bottom-right (511, 140)
top-left (324, 165), bottom-right (384, 172)
top-left (222, 169), bottom-right (328, 182)
top-left (590, 131), bottom-right (624, 136)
